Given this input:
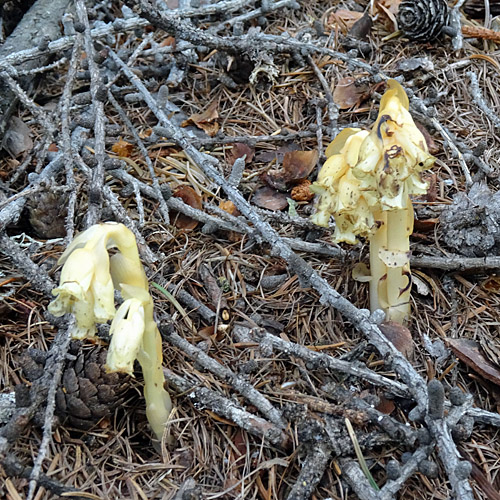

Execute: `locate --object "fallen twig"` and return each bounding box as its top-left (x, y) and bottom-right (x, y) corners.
top-left (411, 254), bottom-right (500, 271)
top-left (164, 368), bottom-right (290, 447)
top-left (25, 318), bottom-right (75, 500)
top-left (240, 325), bottom-right (410, 398)
top-left (160, 322), bottom-right (286, 428)
top-left (467, 71), bottom-right (500, 130)
top-left (76, 0), bottom-right (107, 227)
top-left (286, 442), bottom-right (332, 500)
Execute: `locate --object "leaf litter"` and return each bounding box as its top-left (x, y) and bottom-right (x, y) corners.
top-left (1, 0), bottom-right (500, 499)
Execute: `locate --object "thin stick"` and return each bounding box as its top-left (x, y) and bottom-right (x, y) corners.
top-left (164, 368), bottom-right (290, 447)
top-left (76, 0), bottom-right (107, 227)
top-left (467, 71), bottom-right (500, 130)
top-left (160, 323), bottom-right (286, 428)
top-left (26, 319), bottom-right (74, 500)
top-left (59, 36), bottom-right (83, 242)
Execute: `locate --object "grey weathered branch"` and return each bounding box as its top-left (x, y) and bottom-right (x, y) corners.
top-left (160, 322), bottom-right (286, 428)
top-left (164, 368), bottom-right (290, 447)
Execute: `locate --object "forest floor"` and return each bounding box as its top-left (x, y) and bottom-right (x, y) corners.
top-left (1, 0), bottom-right (500, 499)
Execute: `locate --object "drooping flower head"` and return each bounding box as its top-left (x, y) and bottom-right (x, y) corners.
top-left (311, 80), bottom-right (435, 243)
top-left (310, 128), bottom-right (373, 244)
top-left (48, 229), bottom-right (116, 338)
top-left (48, 222), bottom-right (172, 440)
top-left (353, 79), bottom-right (435, 211)
top-left (48, 223), bottom-right (149, 339)
top-left (106, 297), bottom-right (145, 375)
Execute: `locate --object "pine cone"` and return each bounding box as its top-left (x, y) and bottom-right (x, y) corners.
top-left (20, 342), bottom-right (130, 430)
top-left (27, 190), bottom-right (68, 239)
top-left (397, 0), bottom-right (449, 41)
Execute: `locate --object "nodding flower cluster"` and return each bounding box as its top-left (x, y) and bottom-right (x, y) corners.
top-left (49, 222), bottom-right (172, 440)
top-left (311, 80), bottom-right (435, 324)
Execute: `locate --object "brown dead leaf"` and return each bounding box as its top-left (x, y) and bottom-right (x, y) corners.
top-left (172, 185), bottom-right (203, 230)
top-left (291, 179), bottom-right (314, 202)
top-left (413, 218), bottom-right (439, 232)
top-left (219, 200), bottom-right (242, 241)
top-left (379, 321), bottom-right (414, 359)
top-left (232, 429), bottom-right (247, 457)
top-left (198, 325), bottom-right (216, 340)
top-left (219, 199), bottom-right (240, 216)
top-left (376, 395), bottom-right (395, 415)
top-left (283, 150), bottom-right (319, 180)
top-left (159, 36), bottom-right (176, 48)
top-left (481, 276), bottom-right (500, 294)
top-left (181, 101), bottom-right (220, 137)
top-left (326, 9), bottom-right (364, 34)
top-left (48, 143), bottom-right (59, 152)
top-left (447, 338), bottom-right (500, 386)
top-left (111, 139), bottom-right (134, 158)
top-left (226, 143), bottom-right (255, 167)
top-left (264, 150), bottom-right (318, 191)
top-left (424, 173), bottom-right (438, 203)
top-left (333, 77), bottom-right (370, 110)
top-left (416, 122), bottom-right (439, 155)
top-left (348, 11), bottom-right (373, 40)
top-left (252, 186), bottom-right (289, 211)
top-left (374, 0), bottom-right (402, 30)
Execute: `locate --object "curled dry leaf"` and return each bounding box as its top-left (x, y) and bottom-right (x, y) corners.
top-left (376, 395), bottom-right (395, 415)
top-left (379, 321), bottom-right (414, 359)
top-left (252, 186), bottom-right (289, 211)
top-left (172, 185), bottom-right (203, 230)
top-left (447, 338), bottom-right (500, 387)
top-left (333, 77), bottom-right (371, 110)
top-left (348, 11), bottom-right (373, 40)
top-left (111, 139), bottom-right (134, 158)
top-left (219, 200), bottom-right (242, 241)
top-left (181, 101), bottom-right (220, 137)
top-left (226, 143), bottom-right (255, 167)
top-left (482, 275), bottom-right (500, 294)
top-left (264, 150), bottom-right (319, 191)
top-left (374, 0), bottom-right (402, 30)
top-left (413, 218), bottom-right (438, 233)
top-left (159, 36), bottom-right (176, 47)
top-left (291, 179), bottom-right (315, 202)
top-left (326, 9), bottom-right (364, 33)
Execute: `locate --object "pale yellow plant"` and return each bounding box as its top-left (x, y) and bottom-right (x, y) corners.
top-left (311, 80), bottom-right (435, 324)
top-left (48, 222), bottom-right (172, 440)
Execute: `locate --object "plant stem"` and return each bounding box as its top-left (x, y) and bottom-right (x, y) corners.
top-left (137, 299), bottom-right (172, 441)
top-left (369, 210), bottom-right (387, 314)
top-left (369, 202), bottom-right (413, 325)
top-left (384, 202), bottom-right (413, 324)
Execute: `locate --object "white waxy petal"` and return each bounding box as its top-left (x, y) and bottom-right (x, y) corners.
top-left (107, 298), bottom-right (145, 374)
top-left (71, 292), bottom-right (98, 339)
